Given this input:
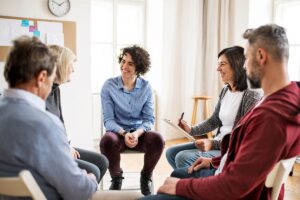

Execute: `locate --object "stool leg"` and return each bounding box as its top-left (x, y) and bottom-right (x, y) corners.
top-left (289, 166), bottom-right (294, 176)
top-left (191, 99), bottom-right (199, 126)
top-left (204, 100), bottom-right (212, 139)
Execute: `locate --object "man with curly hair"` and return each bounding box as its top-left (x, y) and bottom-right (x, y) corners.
top-left (100, 45), bottom-right (164, 196)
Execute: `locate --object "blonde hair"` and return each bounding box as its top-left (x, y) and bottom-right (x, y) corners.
top-left (48, 45), bottom-right (76, 84)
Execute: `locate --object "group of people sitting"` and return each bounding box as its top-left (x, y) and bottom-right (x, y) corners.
top-left (0, 23), bottom-right (299, 200)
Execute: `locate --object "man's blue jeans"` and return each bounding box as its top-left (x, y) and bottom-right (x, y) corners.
top-left (171, 166), bottom-right (216, 178)
top-left (166, 142), bottom-right (220, 169)
top-left (139, 194), bottom-right (190, 200)
top-left (139, 167), bottom-right (216, 200)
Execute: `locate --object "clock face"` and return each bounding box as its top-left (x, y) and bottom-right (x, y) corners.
top-left (48, 0), bottom-right (71, 17)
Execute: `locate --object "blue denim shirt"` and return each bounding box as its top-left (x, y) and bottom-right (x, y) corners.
top-left (101, 76), bottom-right (154, 133)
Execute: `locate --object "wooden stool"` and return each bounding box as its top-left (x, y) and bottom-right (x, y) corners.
top-left (191, 96), bottom-right (213, 138)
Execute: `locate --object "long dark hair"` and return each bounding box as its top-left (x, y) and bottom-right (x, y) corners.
top-left (218, 46), bottom-right (247, 91)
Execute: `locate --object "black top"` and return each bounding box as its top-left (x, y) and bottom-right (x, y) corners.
top-left (46, 83), bottom-right (64, 124)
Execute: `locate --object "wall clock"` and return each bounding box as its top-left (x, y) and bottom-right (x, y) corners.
top-left (48, 0), bottom-right (71, 17)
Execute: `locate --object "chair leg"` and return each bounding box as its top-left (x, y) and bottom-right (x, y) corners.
top-left (150, 181), bottom-right (154, 194)
top-left (289, 166), bottom-right (294, 176)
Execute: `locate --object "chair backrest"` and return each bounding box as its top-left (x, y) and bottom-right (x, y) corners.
top-left (0, 170), bottom-right (46, 200)
top-left (265, 156), bottom-right (297, 200)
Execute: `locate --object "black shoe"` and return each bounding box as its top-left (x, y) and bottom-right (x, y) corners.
top-left (140, 171), bottom-right (152, 196)
top-left (109, 174), bottom-right (124, 190)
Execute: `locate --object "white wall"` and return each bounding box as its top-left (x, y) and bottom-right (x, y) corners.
top-left (230, 0), bottom-right (250, 46)
top-left (228, 0), bottom-right (273, 47)
top-left (249, 0), bottom-right (273, 28)
top-left (0, 0), bottom-right (94, 150)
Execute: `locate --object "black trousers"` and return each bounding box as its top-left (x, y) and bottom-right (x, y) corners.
top-left (75, 147), bottom-right (109, 183)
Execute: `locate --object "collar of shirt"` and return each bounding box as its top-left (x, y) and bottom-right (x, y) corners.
top-left (3, 88), bottom-right (46, 112)
top-left (117, 76), bottom-right (142, 90)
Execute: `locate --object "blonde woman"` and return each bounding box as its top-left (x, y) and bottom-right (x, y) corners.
top-left (46, 45), bottom-right (108, 183)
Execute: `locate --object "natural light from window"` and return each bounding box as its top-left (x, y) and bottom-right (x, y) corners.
top-left (275, 0), bottom-right (300, 81)
top-left (91, 0), bottom-right (146, 93)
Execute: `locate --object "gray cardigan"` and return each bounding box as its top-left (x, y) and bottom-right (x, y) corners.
top-left (190, 86), bottom-right (263, 150)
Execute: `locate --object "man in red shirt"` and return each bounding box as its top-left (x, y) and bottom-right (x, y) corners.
top-left (140, 24), bottom-right (300, 200)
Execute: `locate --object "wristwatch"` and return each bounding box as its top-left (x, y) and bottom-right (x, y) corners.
top-left (119, 131), bottom-right (128, 137)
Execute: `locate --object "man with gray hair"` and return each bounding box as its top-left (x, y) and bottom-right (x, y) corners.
top-left (141, 24), bottom-right (300, 200)
top-left (0, 36), bottom-right (98, 200)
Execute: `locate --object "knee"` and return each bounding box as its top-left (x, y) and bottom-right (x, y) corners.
top-left (100, 132), bottom-right (119, 152)
top-left (174, 152), bottom-right (187, 168)
top-left (175, 151), bottom-right (185, 162)
top-left (170, 169), bottom-right (180, 178)
top-left (146, 131), bottom-right (164, 149)
top-left (170, 167), bottom-right (190, 179)
top-left (100, 154), bottom-right (109, 169)
top-left (166, 147), bottom-right (175, 160)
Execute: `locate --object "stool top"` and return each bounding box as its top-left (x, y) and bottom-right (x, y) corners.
top-left (193, 96), bottom-right (213, 100)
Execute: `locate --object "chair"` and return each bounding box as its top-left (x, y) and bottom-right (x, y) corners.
top-left (91, 190), bottom-right (143, 200)
top-left (265, 156), bottom-right (297, 200)
top-left (0, 170), bottom-right (46, 200)
top-left (100, 150), bottom-right (154, 194)
top-left (290, 82), bottom-right (300, 176)
top-left (191, 95), bottom-right (213, 138)
top-left (120, 150), bottom-right (154, 194)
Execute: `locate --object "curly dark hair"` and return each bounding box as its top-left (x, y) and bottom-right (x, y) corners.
top-left (4, 36), bottom-right (57, 87)
top-left (218, 46), bottom-right (247, 91)
top-left (118, 45), bottom-right (151, 76)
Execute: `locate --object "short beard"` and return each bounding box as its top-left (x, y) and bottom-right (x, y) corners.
top-left (247, 77), bottom-right (261, 89)
top-left (247, 59), bottom-right (261, 89)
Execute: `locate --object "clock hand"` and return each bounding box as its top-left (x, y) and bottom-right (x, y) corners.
top-left (59, 1), bottom-right (66, 6)
top-left (51, 0), bottom-right (60, 5)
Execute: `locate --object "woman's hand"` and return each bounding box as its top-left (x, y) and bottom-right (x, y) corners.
top-left (188, 157), bottom-right (212, 174)
top-left (70, 147), bottom-right (80, 159)
top-left (195, 139), bottom-right (213, 151)
top-left (178, 119), bottom-right (192, 133)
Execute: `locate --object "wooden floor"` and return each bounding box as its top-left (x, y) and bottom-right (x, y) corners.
top-left (120, 138), bottom-right (300, 199)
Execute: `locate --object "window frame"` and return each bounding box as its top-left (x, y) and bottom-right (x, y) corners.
top-left (91, 0), bottom-right (147, 93)
top-left (274, 0), bottom-right (300, 81)
top-left (90, 0), bottom-right (147, 141)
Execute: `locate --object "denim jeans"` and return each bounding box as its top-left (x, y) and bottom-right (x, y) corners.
top-left (139, 194), bottom-right (190, 200)
top-left (166, 142), bottom-right (221, 169)
top-left (171, 166), bottom-right (216, 179)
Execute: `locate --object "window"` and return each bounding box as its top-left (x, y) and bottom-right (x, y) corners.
top-left (90, 0), bottom-right (146, 141)
top-left (91, 0), bottom-right (146, 93)
top-left (275, 0), bottom-right (300, 81)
